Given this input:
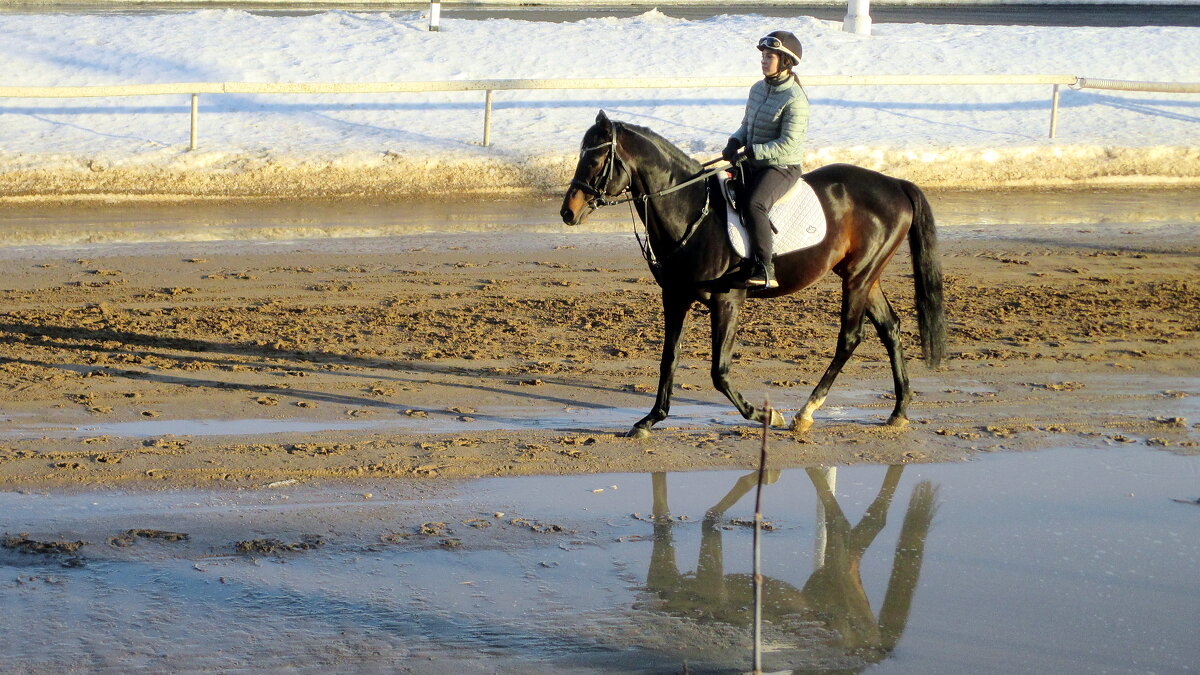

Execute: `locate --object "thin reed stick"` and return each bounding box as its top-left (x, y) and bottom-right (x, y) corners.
top-left (752, 398), bottom-right (770, 674)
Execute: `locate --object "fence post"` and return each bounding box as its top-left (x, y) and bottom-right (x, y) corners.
top-left (190, 93), bottom-right (199, 150)
top-left (843, 0), bottom-right (872, 35)
top-left (1048, 83), bottom-right (1060, 139)
top-left (483, 89), bottom-right (493, 146)
top-left (429, 1), bottom-right (441, 32)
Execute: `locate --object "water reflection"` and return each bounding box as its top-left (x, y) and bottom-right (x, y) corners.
top-left (2, 447), bottom-right (1197, 672)
top-left (645, 466), bottom-right (939, 672)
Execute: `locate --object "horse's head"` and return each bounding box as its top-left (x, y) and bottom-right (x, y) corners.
top-left (560, 110), bottom-right (632, 226)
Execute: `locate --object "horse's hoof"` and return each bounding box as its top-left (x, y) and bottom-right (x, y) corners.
top-left (627, 427), bottom-right (651, 439)
top-left (885, 415), bottom-right (910, 429)
top-left (769, 408), bottom-right (786, 428)
top-left (791, 415), bottom-right (814, 433)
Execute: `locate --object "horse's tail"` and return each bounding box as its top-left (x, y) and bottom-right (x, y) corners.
top-left (900, 180), bottom-right (946, 369)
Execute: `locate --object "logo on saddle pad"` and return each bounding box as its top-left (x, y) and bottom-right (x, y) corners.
top-left (719, 172), bottom-right (826, 259)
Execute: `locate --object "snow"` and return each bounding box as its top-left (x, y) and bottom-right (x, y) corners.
top-left (0, 8), bottom-right (1197, 196)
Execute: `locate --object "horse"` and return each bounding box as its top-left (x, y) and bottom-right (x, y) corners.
top-left (560, 111), bottom-right (945, 438)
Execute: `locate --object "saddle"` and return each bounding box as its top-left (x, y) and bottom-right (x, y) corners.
top-left (718, 168), bottom-right (826, 259)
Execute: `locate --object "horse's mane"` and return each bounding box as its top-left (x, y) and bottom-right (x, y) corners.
top-left (616, 122), bottom-right (702, 173)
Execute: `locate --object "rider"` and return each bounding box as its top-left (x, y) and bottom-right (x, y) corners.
top-left (722, 30), bottom-right (809, 289)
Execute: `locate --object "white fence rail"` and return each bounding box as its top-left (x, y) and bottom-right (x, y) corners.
top-left (1, 74), bottom-right (1195, 150)
top-left (1073, 77), bottom-right (1200, 94)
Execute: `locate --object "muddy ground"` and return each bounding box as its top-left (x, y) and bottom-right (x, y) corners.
top-left (0, 211), bottom-right (1197, 489)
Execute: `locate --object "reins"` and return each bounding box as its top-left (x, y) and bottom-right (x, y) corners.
top-left (577, 124), bottom-right (730, 274)
top-left (631, 171), bottom-right (714, 275)
top-left (601, 161), bottom-right (726, 207)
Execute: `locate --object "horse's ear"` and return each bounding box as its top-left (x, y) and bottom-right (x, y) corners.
top-left (596, 110), bottom-right (609, 125)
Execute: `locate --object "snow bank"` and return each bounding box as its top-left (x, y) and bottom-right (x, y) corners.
top-left (1, 10), bottom-right (1197, 199)
top-left (2, 146), bottom-right (1197, 201)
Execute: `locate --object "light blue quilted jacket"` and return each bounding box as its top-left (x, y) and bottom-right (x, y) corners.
top-left (731, 75), bottom-right (809, 169)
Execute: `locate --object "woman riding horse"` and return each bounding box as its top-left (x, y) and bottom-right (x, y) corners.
top-left (723, 30), bottom-right (810, 290)
top-left (560, 111), bottom-right (945, 438)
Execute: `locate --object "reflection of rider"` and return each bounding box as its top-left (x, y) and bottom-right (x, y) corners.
top-left (722, 30), bottom-right (809, 290)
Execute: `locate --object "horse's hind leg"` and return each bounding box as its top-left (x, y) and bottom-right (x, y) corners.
top-left (629, 290), bottom-right (692, 438)
top-left (792, 276), bottom-right (870, 433)
top-left (865, 282), bottom-right (911, 427)
top-left (710, 293), bottom-right (786, 428)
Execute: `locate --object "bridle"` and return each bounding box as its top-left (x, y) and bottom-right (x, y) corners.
top-left (570, 130), bottom-right (628, 208)
top-left (571, 120), bottom-right (729, 273)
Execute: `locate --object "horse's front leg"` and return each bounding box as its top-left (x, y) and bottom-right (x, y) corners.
top-left (710, 293), bottom-right (786, 428)
top-left (629, 289), bottom-right (692, 438)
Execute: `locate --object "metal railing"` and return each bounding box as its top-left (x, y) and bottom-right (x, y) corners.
top-left (1, 74), bottom-right (1196, 149)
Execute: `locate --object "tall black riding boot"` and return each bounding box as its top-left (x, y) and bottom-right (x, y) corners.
top-left (745, 173), bottom-right (779, 290)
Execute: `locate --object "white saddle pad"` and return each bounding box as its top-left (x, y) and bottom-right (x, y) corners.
top-left (720, 172), bottom-right (826, 259)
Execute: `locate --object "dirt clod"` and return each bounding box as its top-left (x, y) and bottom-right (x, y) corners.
top-left (109, 529), bottom-right (189, 547)
top-left (233, 535), bottom-right (324, 554)
top-left (4, 534), bottom-right (86, 555)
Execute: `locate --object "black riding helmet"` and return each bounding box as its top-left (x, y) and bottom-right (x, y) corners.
top-left (757, 30), bottom-right (802, 70)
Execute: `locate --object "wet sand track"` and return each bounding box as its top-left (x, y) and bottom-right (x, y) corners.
top-left (0, 210), bottom-right (1197, 488)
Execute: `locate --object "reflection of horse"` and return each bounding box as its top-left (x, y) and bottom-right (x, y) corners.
top-left (645, 467), bottom-right (939, 671)
top-left (561, 112), bottom-right (945, 437)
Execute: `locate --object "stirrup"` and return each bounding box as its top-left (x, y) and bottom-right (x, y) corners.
top-left (747, 261), bottom-right (778, 289)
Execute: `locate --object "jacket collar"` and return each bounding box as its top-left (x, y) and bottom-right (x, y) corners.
top-left (764, 71), bottom-right (794, 89)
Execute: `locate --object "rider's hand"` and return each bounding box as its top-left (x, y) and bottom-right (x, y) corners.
top-left (725, 142), bottom-right (754, 164)
top-left (722, 138), bottom-right (742, 163)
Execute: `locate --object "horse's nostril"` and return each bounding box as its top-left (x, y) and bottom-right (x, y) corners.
top-left (560, 207), bottom-right (574, 224)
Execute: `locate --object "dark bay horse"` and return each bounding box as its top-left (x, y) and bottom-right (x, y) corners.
top-left (560, 111), bottom-right (945, 438)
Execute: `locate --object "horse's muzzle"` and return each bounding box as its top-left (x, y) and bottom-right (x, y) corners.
top-left (560, 188), bottom-right (590, 226)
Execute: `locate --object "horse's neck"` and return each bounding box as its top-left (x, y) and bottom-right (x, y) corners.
top-left (629, 157), bottom-right (705, 244)
top-left (618, 130), bottom-right (735, 280)
top-left (649, 172), bottom-right (728, 269)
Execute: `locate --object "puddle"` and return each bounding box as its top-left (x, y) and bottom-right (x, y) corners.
top-left (0, 189), bottom-right (1197, 255)
top-left (0, 198), bottom-right (629, 251)
top-left (930, 187), bottom-right (1200, 229)
top-left (4, 402), bottom-right (884, 439)
top-left (2, 446), bottom-right (1197, 672)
